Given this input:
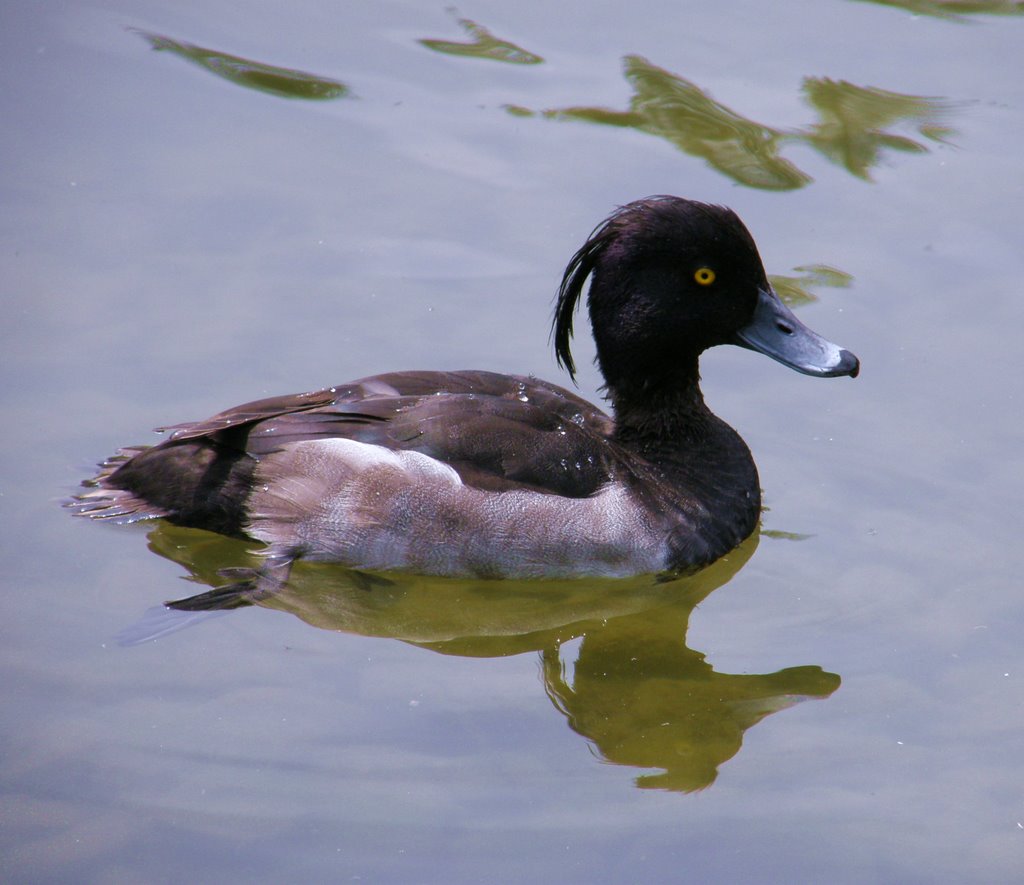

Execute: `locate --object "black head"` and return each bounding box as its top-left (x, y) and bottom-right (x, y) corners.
top-left (552, 196), bottom-right (858, 393)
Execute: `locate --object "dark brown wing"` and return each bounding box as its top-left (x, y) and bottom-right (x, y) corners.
top-left (157, 386), bottom-right (345, 441)
top-left (261, 371), bottom-right (616, 496)
top-left (148, 370), bottom-right (618, 498)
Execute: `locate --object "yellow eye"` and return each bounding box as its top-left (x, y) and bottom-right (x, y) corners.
top-left (694, 267), bottom-right (716, 286)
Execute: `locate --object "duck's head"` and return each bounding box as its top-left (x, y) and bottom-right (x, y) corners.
top-left (553, 196), bottom-right (859, 393)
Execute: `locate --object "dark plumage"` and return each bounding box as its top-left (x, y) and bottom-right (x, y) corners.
top-left (68, 196), bottom-right (858, 609)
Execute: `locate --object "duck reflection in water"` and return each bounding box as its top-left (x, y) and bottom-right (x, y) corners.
top-left (126, 523), bottom-right (840, 792)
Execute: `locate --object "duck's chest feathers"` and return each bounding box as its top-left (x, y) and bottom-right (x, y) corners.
top-left (615, 414), bottom-right (762, 571)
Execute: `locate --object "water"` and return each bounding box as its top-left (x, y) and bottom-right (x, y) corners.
top-left (3, 2), bottom-right (1023, 881)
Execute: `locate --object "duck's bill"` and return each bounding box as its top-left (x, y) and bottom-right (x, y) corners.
top-left (734, 287), bottom-right (860, 378)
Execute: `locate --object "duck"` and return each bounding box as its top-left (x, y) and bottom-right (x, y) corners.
top-left (69, 196), bottom-right (858, 609)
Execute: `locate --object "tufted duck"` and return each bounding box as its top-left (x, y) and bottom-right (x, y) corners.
top-left (68, 196), bottom-right (858, 608)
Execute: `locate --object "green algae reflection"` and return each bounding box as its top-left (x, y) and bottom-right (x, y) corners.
top-left (770, 264), bottom-right (854, 309)
top-left (851, 0), bottom-right (1024, 20)
top-left (419, 14), bottom-right (543, 64)
top-left (125, 523), bottom-right (840, 792)
top-left (509, 55), bottom-right (808, 191)
top-left (508, 55), bottom-right (955, 191)
top-left (800, 78), bottom-right (955, 181)
top-left (134, 30), bottom-right (349, 101)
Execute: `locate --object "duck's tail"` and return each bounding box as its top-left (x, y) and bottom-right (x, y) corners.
top-left (64, 447), bottom-right (171, 524)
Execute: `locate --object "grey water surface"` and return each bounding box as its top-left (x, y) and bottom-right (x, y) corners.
top-left (2, 2), bottom-right (1023, 882)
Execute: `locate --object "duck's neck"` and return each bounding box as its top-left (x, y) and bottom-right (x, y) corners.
top-left (608, 364), bottom-right (717, 454)
top-left (607, 361), bottom-right (762, 571)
